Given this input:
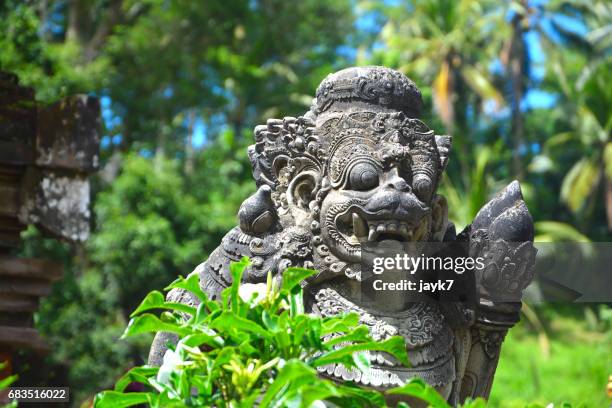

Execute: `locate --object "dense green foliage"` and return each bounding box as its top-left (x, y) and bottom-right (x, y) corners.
top-left (491, 306), bottom-right (612, 407)
top-left (93, 259), bottom-right (455, 408)
top-left (1, 0), bottom-right (610, 406)
top-left (19, 143), bottom-right (254, 401)
top-left (0, 362), bottom-right (18, 408)
top-left (360, 0), bottom-right (612, 239)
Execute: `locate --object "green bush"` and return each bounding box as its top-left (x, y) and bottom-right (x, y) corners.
top-left (93, 259), bottom-right (453, 408)
top-left (0, 361), bottom-right (17, 408)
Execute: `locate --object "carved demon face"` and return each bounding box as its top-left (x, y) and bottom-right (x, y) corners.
top-left (318, 112), bottom-right (448, 263)
top-left (266, 111), bottom-right (450, 282)
top-left (245, 67), bottom-right (451, 282)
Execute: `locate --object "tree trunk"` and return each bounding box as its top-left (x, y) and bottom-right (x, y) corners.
top-left (38, 0), bottom-right (49, 40)
top-left (185, 110), bottom-right (196, 175)
top-left (66, 0), bottom-right (90, 45)
top-left (509, 11), bottom-right (526, 180)
top-left (155, 122), bottom-right (167, 171)
top-left (66, 0), bottom-right (124, 63)
top-left (606, 176), bottom-right (612, 230)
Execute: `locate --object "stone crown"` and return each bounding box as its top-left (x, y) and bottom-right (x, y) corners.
top-left (314, 66), bottom-right (423, 118)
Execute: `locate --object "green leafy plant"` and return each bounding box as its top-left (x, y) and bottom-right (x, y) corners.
top-left (94, 258), bottom-right (456, 407)
top-left (0, 361), bottom-right (18, 408)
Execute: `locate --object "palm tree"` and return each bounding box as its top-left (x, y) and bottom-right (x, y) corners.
top-left (500, 1), bottom-right (532, 180)
top-left (360, 0), bottom-right (513, 218)
top-left (534, 0), bottom-right (612, 232)
top-left (363, 0), bottom-right (504, 130)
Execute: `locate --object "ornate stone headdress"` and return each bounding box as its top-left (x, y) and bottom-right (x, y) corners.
top-left (247, 67), bottom-right (451, 210)
top-left (313, 65), bottom-right (423, 116)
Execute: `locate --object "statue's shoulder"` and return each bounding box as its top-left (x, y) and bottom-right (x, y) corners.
top-left (178, 225), bottom-right (282, 301)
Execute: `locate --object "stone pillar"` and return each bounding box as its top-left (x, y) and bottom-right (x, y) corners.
top-left (0, 71), bottom-right (100, 386)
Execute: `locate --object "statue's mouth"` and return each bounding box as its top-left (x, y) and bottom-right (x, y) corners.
top-left (335, 208), bottom-right (429, 246)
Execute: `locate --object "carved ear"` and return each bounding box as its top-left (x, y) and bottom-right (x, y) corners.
top-left (238, 185), bottom-right (277, 236)
top-left (431, 194), bottom-right (448, 242)
top-left (287, 171), bottom-right (320, 212)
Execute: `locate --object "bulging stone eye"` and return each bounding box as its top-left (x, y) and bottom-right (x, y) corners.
top-left (348, 162), bottom-right (379, 191)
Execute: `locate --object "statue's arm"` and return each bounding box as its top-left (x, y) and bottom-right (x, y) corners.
top-left (459, 180), bottom-right (536, 400)
top-left (148, 330), bottom-right (179, 367)
top-left (147, 257), bottom-right (229, 366)
top-left (147, 197), bottom-right (279, 366)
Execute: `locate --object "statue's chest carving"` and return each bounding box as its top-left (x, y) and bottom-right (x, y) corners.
top-left (311, 287), bottom-right (447, 349)
top-left (309, 286), bottom-right (455, 388)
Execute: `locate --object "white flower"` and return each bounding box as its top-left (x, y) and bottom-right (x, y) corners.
top-left (156, 349), bottom-right (182, 385)
top-left (238, 283), bottom-right (267, 306)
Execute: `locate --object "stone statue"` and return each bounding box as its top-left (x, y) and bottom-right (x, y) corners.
top-left (149, 66), bottom-right (536, 404)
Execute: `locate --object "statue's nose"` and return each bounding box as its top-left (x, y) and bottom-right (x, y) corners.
top-left (383, 166), bottom-right (411, 192)
top-left (386, 173), bottom-right (411, 192)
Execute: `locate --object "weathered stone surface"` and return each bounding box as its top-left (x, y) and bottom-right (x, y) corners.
top-left (36, 95), bottom-right (101, 172)
top-left (0, 165), bottom-right (26, 251)
top-left (0, 326), bottom-right (49, 353)
top-left (0, 294), bottom-right (39, 313)
top-left (0, 216), bottom-right (25, 250)
top-left (0, 72), bottom-right (36, 165)
top-left (0, 277), bottom-right (54, 297)
top-left (0, 71), bottom-right (99, 246)
top-left (0, 71), bottom-right (99, 360)
top-left (19, 168), bottom-right (91, 242)
top-left (0, 256), bottom-right (63, 280)
top-left (149, 66), bottom-right (536, 404)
